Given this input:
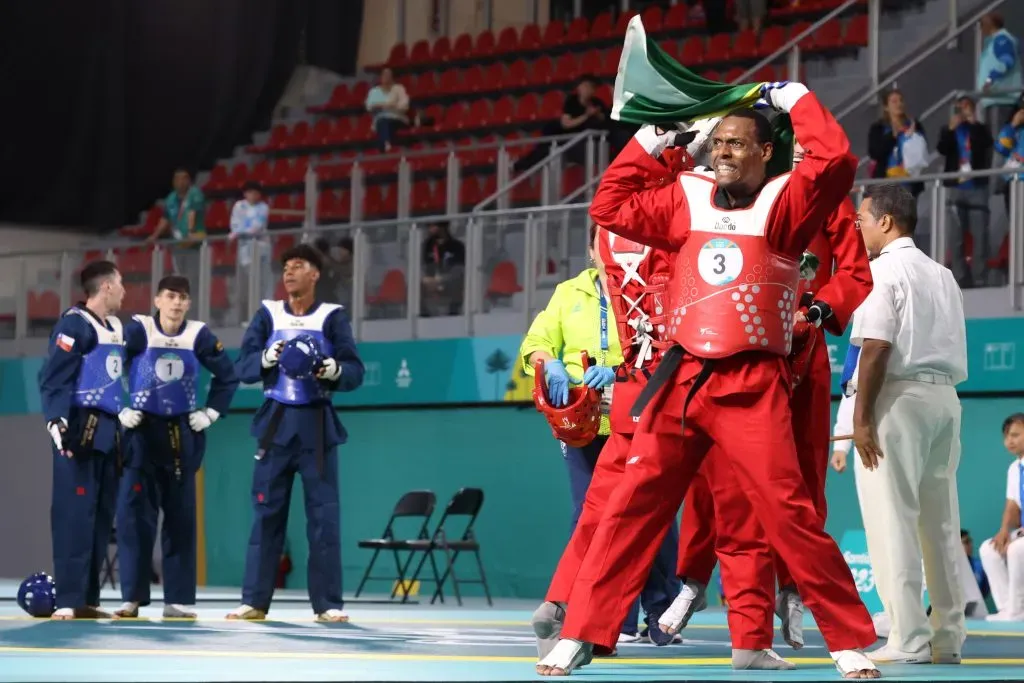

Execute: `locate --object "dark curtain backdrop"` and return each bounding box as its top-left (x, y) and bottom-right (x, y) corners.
top-left (0, 0), bottom-right (363, 232)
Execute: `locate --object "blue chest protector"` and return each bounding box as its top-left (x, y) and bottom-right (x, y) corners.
top-left (263, 300), bottom-right (340, 405)
top-left (69, 309), bottom-right (125, 416)
top-left (128, 315), bottom-right (203, 417)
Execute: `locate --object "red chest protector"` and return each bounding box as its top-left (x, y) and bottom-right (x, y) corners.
top-left (665, 172), bottom-right (801, 359)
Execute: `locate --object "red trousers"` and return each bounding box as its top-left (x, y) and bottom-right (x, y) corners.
top-left (678, 330), bottom-right (833, 585)
top-left (559, 351), bottom-right (875, 653)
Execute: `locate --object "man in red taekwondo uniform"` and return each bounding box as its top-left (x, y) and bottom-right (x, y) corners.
top-left (228, 243), bottom-right (364, 622)
top-left (113, 275), bottom-right (240, 619)
top-left (536, 82), bottom-right (881, 680)
top-left (39, 260), bottom-right (127, 619)
top-left (663, 141), bottom-right (873, 663)
top-left (531, 144), bottom-right (702, 659)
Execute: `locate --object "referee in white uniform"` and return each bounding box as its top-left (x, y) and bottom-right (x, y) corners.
top-left (847, 183), bottom-right (969, 665)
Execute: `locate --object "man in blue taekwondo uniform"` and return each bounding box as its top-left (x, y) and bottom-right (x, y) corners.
top-left (227, 243), bottom-right (364, 622)
top-left (38, 260), bottom-right (127, 619)
top-left (113, 275), bottom-right (240, 619)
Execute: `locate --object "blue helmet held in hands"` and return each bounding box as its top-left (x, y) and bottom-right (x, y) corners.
top-left (18, 572), bottom-right (56, 618)
top-left (278, 334), bottom-right (325, 379)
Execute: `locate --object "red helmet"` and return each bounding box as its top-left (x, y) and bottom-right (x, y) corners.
top-left (532, 351), bottom-right (602, 448)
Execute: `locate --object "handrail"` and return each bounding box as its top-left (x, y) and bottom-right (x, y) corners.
top-left (731, 0), bottom-right (862, 84)
top-left (559, 174), bottom-right (602, 205)
top-left (917, 86), bottom-right (1021, 126)
top-left (833, 0), bottom-right (1007, 121)
top-left (470, 129), bottom-right (601, 212)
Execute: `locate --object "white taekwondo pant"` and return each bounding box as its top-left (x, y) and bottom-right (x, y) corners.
top-left (979, 531), bottom-right (1024, 616)
top-left (854, 379), bottom-right (966, 654)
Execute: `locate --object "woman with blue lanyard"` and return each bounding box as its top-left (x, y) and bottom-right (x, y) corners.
top-left (520, 226), bottom-right (679, 646)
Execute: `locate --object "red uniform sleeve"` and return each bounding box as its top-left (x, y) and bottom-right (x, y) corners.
top-left (815, 197), bottom-right (873, 337)
top-left (588, 138), bottom-right (689, 252)
top-left (765, 92), bottom-right (858, 258)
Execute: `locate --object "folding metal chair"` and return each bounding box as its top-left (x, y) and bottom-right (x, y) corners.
top-left (406, 487), bottom-right (493, 607)
top-left (100, 526), bottom-right (118, 590)
top-left (353, 490), bottom-right (437, 602)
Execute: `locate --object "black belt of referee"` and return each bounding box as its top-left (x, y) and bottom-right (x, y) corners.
top-left (629, 345), bottom-right (715, 433)
top-left (256, 402), bottom-right (327, 477)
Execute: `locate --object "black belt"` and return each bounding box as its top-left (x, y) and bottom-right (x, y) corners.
top-left (256, 402), bottom-right (327, 477)
top-left (630, 345), bottom-right (715, 433)
top-left (80, 409), bottom-right (124, 475)
top-left (168, 420), bottom-right (183, 482)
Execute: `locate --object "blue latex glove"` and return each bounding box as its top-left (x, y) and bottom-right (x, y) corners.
top-left (544, 360), bottom-right (581, 407)
top-left (582, 365), bottom-right (616, 390)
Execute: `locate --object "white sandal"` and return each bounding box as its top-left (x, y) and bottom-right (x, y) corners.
top-left (831, 649), bottom-right (881, 679)
top-left (536, 639), bottom-right (593, 676)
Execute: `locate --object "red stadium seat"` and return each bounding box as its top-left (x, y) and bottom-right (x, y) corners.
top-left (640, 5), bottom-right (664, 33)
top-left (681, 38), bottom-right (705, 66)
top-left (431, 36), bottom-right (451, 63)
top-left (520, 24), bottom-right (542, 52)
top-left (732, 30), bottom-right (758, 60)
top-left (204, 164), bottom-right (228, 192)
top-left (541, 21), bottom-right (565, 48)
top-left (579, 49), bottom-right (602, 75)
top-left (531, 56), bottom-right (554, 85)
top-left (707, 34), bottom-right (732, 61)
top-left (473, 31), bottom-right (496, 59)
top-left (409, 40), bottom-right (431, 65)
top-left (386, 43), bottom-right (408, 67)
top-left (505, 60), bottom-right (529, 88)
top-left (844, 15), bottom-right (869, 46)
top-left (496, 26), bottom-right (518, 54)
top-left (206, 201), bottom-right (230, 232)
top-left (491, 96), bottom-right (516, 126)
top-left (664, 3), bottom-right (690, 30)
top-left (589, 12), bottom-right (614, 40)
top-left (269, 194), bottom-right (292, 224)
top-left (486, 261), bottom-right (523, 298)
top-left (463, 65), bottom-right (485, 92)
top-left (759, 26), bottom-right (786, 57)
top-left (367, 269), bottom-right (407, 306)
top-left (460, 177), bottom-right (483, 208)
top-left (554, 54), bottom-right (578, 84)
top-left (483, 63), bottom-right (505, 93)
top-left (565, 17), bottom-right (590, 43)
top-left (451, 33), bottom-right (473, 61)
top-left (515, 94), bottom-right (540, 123)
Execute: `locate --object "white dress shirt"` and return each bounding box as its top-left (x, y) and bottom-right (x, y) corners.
top-left (849, 237), bottom-right (968, 388)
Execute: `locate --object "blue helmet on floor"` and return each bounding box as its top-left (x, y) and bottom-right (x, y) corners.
top-left (17, 572), bottom-right (56, 618)
top-left (278, 334), bottom-right (325, 379)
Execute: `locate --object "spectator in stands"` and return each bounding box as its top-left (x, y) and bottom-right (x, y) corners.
top-left (513, 75), bottom-right (612, 174)
top-left (315, 236), bottom-right (354, 310)
top-left (147, 168), bottom-right (206, 285)
top-left (937, 95), bottom-right (994, 287)
top-left (421, 221), bottom-right (465, 316)
top-left (962, 529), bottom-right (991, 606)
top-left (867, 90), bottom-right (927, 196)
top-left (977, 13), bottom-right (1021, 121)
top-left (365, 67), bottom-right (410, 153)
top-left (994, 95), bottom-right (1024, 216)
top-left (229, 182), bottom-right (271, 323)
top-left (735, 0), bottom-right (767, 32)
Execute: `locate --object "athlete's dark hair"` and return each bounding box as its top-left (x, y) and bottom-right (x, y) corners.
top-left (722, 108), bottom-right (773, 145)
top-left (863, 183), bottom-right (918, 235)
top-left (80, 261), bottom-right (119, 297)
top-left (280, 243), bottom-right (324, 271)
top-left (157, 275), bottom-right (191, 297)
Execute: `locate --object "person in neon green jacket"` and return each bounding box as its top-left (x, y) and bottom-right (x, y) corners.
top-left (520, 225), bottom-right (622, 526)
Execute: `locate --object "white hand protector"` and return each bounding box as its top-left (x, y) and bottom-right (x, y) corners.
top-left (118, 408), bottom-right (143, 429)
top-left (684, 116), bottom-right (721, 157)
top-left (261, 340), bottom-right (284, 369)
top-left (634, 123), bottom-right (685, 158)
top-left (47, 418), bottom-right (68, 454)
top-left (757, 81), bottom-right (809, 113)
top-left (188, 408), bottom-right (219, 432)
top-left (317, 357), bottom-right (342, 382)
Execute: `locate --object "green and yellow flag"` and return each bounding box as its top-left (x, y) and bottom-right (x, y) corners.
top-left (612, 15), bottom-right (796, 178)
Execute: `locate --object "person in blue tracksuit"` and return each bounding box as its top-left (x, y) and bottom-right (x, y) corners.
top-left (113, 275), bottom-right (239, 619)
top-left (227, 243), bottom-right (364, 622)
top-left (39, 260), bottom-right (126, 619)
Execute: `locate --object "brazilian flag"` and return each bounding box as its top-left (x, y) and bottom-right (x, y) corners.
top-left (611, 16), bottom-right (795, 178)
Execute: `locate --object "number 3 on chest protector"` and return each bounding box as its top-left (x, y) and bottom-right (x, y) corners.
top-left (697, 239), bottom-right (743, 286)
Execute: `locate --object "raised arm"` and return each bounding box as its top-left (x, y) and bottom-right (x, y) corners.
top-left (814, 197), bottom-right (873, 336)
top-left (589, 126), bottom-right (690, 252)
top-left (766, 86), bottom-right (858, 256)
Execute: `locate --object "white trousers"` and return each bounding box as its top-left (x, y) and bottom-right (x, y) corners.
top-left (854, 380), bottom-right (966, 654)
top-left (979, 533), bottom-right (1024, 616)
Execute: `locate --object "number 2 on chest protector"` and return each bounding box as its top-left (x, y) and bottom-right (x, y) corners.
top-left (697, 238), bottom-right (743, 286)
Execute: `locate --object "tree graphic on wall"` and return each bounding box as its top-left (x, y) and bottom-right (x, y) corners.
top-left (484, 348), bottom-right (512, 399)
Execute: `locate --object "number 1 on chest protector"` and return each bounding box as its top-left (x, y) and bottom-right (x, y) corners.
top-left (698, 239), bottom-right (744, 286)
top-left (155, 353), bottom-right (186, 382)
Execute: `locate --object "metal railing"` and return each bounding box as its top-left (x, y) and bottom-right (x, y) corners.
top-left (834, 0), bottom-right (1008, 121)
top-left (1, 168), bottom-right (1021, 345)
